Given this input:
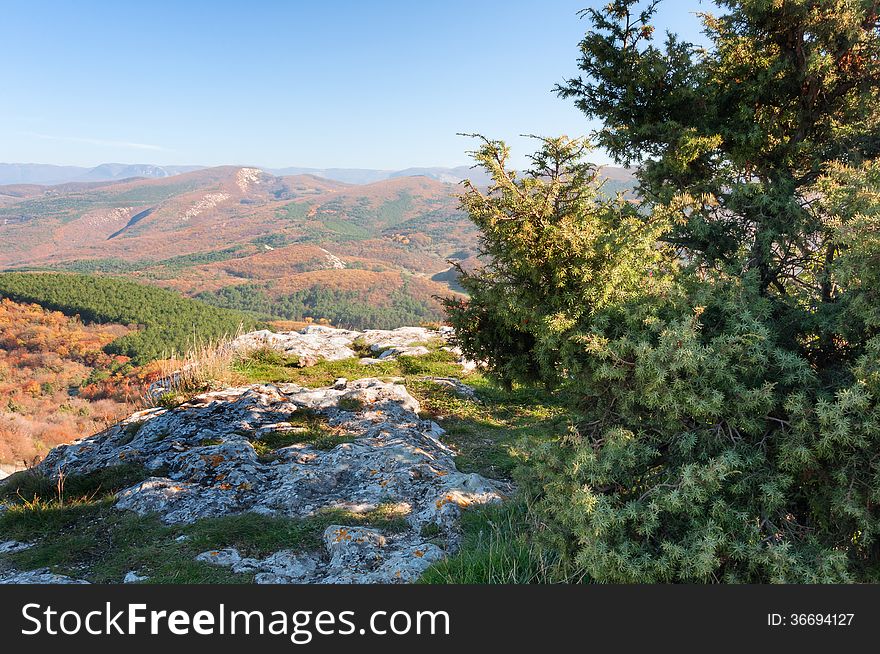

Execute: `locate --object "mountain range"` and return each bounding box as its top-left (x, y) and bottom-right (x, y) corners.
top-left (0, 163), bottom-right (204, 186)
top-left (0, 164), bottom-right (635, 327)
top-left (0, 162), bottom-right (502, 187)
top-left (0, 161), bottom-right (636, 187)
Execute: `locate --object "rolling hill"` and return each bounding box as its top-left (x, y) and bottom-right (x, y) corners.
top-left (0, 164), bottom-right (635, 328)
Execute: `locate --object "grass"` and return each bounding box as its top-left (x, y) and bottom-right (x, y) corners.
top-left (337, 396), bottom-right (365, 412)
top-left (419, 500), bottom-right (578, 584)
top-left (0, 463), bottom-right (151, 505)
top-left (233, 347), bottom-right (396, 386)
top-left (253, 408), bottom-right (353, 461)
top-left (408, 376), bottom-right (568, 479)
top-left (147, 335), bottom-right (246, 409)
top-left (234, 346), bottom-right (465, 388)
top-left (0, 465), bottom-right (411, 583)
top-left (406, 378), bottom-right (576, 583)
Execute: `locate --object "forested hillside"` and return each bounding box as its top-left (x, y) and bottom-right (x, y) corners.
top-left (196, 277), bottom-right (444, 330)
top-left (0, 164), bottom-right (635, 329)
top-left (0, 298), bottom-right (150, 465)
top-left (0, 272), bottom-right (260, 363)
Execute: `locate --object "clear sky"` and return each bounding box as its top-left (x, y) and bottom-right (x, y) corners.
top-left (0, 0), bottom-right (712, 169)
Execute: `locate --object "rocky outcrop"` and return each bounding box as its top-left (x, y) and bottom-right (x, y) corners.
top-left (196, 525), bottom-right (445, 584)
top-left (0, 569), bottom-right (89, 584)
top-left (231, 325), bottom-right (363, 367)
top-left (357, 326), bottom-right (446, 351)
top-left (230, 324), bottom-right (459, 368)
top-left (0, 541), bottom-right (33, 554)
top-left (2, 325), bottom-right (496, 584)
top-left (28, 375), bottom-right (506, 584)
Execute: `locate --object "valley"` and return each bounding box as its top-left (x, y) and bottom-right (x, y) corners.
top-left (0, 164), bottom-right (633, 329)
top-left (0, 167), bottom-right (476, 327)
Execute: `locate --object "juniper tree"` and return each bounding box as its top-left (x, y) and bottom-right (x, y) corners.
top-left (446, 1), bottom-right (880, 582)
top-left (558, 0), bottom-right (880, 372)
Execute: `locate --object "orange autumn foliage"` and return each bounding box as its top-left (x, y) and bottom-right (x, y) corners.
top-left (0, 298), bottom-right (160, 466)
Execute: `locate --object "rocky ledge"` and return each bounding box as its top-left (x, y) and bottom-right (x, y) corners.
top-left (230, 324), bottom-right (475, 370)
top-left (7, 368), bottom-right (506, 584)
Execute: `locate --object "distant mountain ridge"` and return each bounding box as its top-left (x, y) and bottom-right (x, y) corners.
top-left (269, 166), bottom-right (495, 186)
top-left (0, 163), bottom-right (203, 185)
top-left (0, 162), bottom-right (497, 186)
top-left (0, 162), bottom-right (633, 187)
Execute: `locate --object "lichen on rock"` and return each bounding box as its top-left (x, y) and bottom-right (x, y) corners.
top-left (230, 324), bottom-right (476, 369)
top-left (196, 524), bottom-right (445, 584)
top-left (27, 372), bottom-right (508, 584)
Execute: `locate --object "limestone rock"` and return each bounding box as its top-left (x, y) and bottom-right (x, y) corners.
top-left (0, 540), bottom-right (33, 554)
top-left (198, 525), bottom-right (443, 584)
top-left (196, 548), bottom-right (248, 568)
top-left (378, 345), bottom-right (431, 359)
top-left (227, 323), bottom-right (484, 374)
top-left (116, 477), bottom-right (243, 524)
top-left (0, 569), bottom-right (89, 584)
top-left (423, 376), bottom-right (480, 401)
top-left (35, 377), bottom-right (509, 583)
top-left (359, 327), bottom-right (440, 352)
top-left (231, 325), bottom-right (446, 367)
top-left (231, 326), bottom-right (360, 367)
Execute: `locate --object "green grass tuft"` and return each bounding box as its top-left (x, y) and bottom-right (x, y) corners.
top-left (337, 396), bottom-right (365, 412)
top-left (419, 501), bottom-right (577, 584)
top-left (253, 408), bottom-right (353, 461)
top-left (0, 463), bottom-right (150, 505)
top-left (0, 465), bottom-right (411, 583)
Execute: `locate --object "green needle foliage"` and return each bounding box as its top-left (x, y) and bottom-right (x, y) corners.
top-left (446, 1), bottom-right (880, 582)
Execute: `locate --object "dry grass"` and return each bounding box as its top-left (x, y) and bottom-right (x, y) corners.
top-left (267, 319), bottom-right (315, 332)
top-left (145, 335), bottom-right (246, 409)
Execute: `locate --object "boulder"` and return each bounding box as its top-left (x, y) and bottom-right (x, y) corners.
top-left (231, 327), bottom-right (360, 367)
top-left (423, 376), bottom-right (480, 401)
top-left (359, 327), bottom-right (440, 352)
top-left (0, 541), bottom-right (33, 554)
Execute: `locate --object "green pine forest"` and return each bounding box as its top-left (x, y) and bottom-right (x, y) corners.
top-left (195, 282), bottom-right (444, 330)
top-left (0, 272), bottom-right (260, 364)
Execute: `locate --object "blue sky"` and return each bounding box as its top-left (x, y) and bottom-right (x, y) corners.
top-left (0, 0), bottom-right (712, 169)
